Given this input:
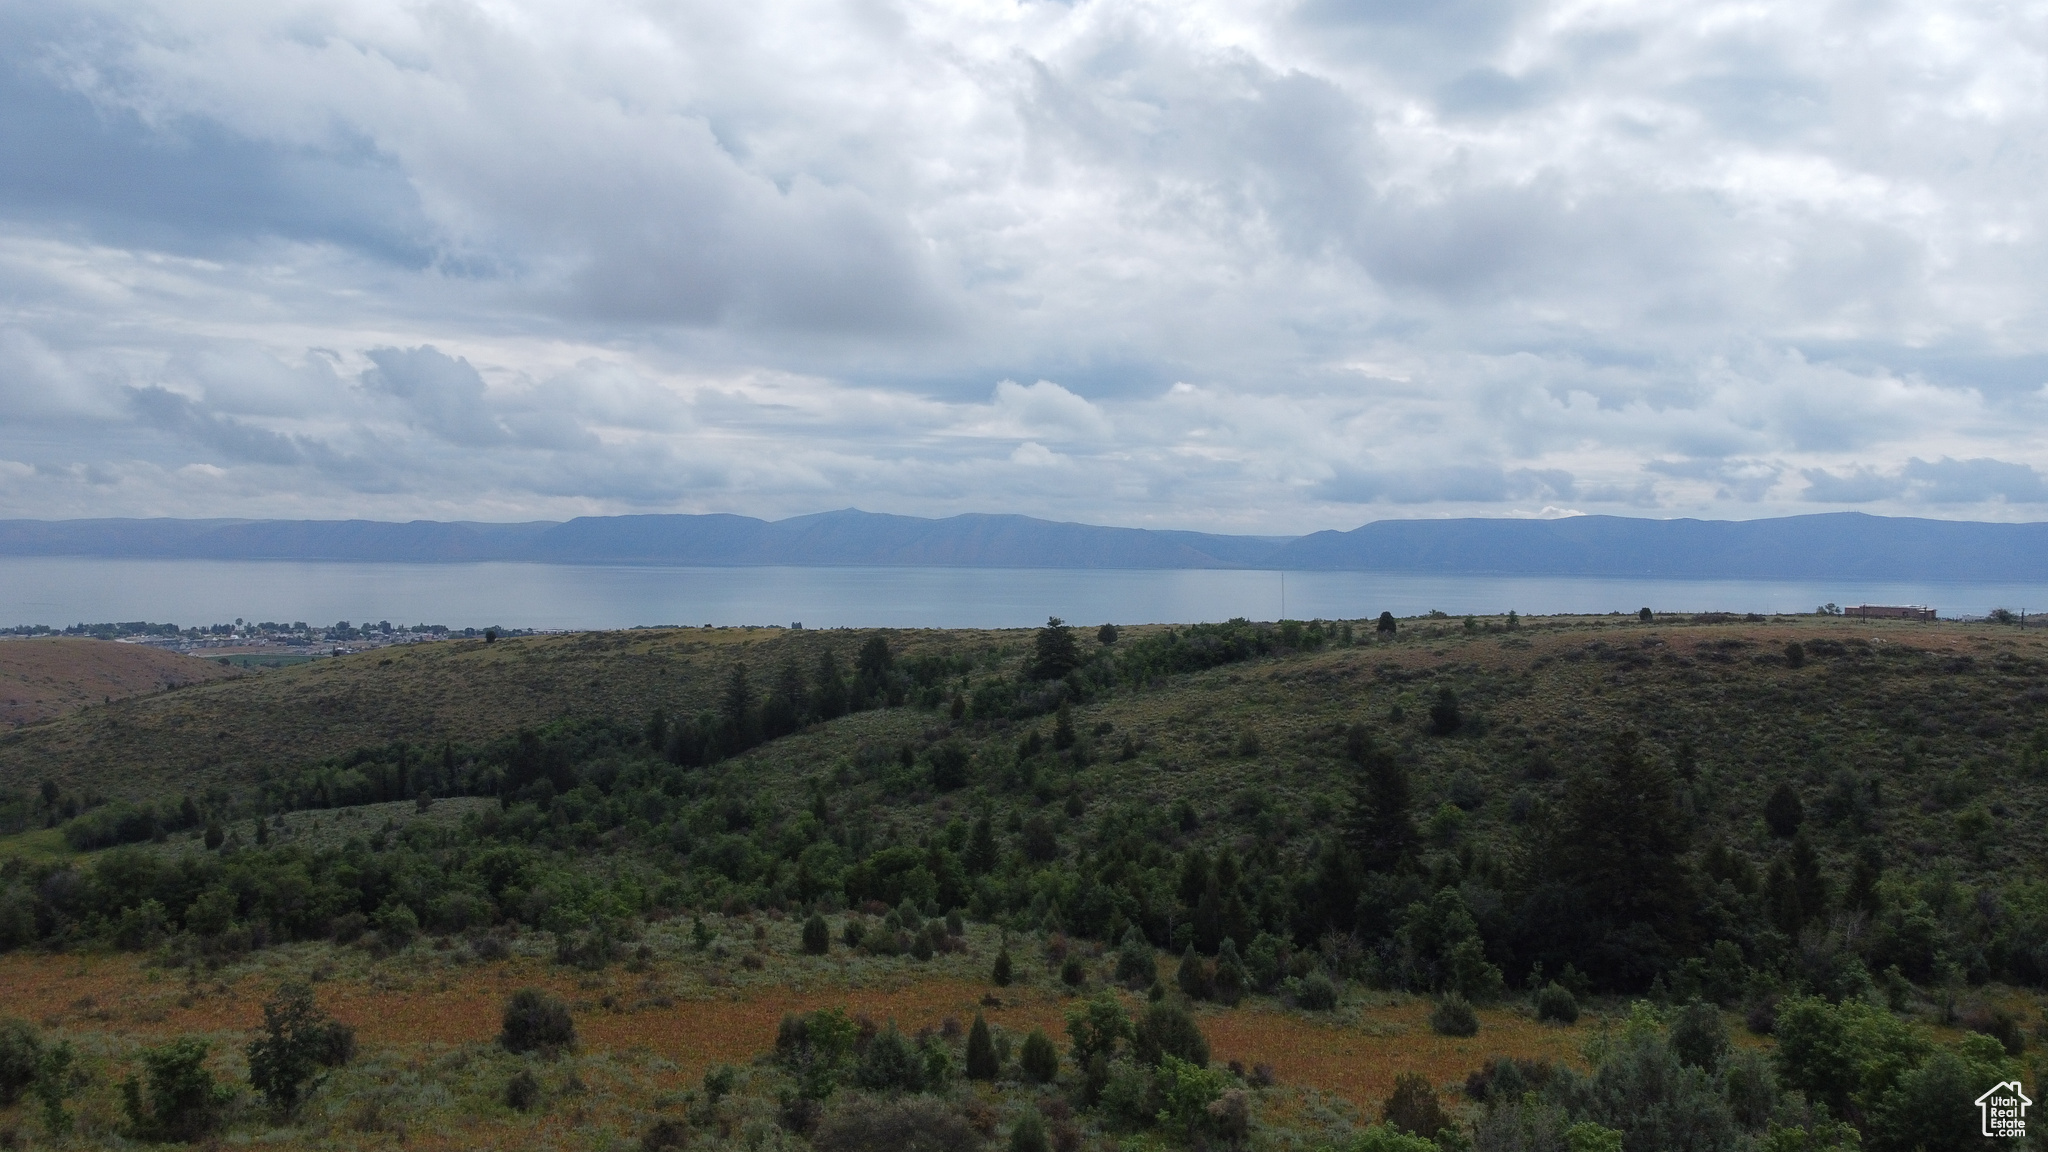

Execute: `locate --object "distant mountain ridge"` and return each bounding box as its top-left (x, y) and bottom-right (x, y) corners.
top-left (1, 510), bottom-right (2044, 580)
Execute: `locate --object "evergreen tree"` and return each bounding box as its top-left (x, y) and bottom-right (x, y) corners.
top-left (1018, 1029), bottom-right (1059, 1083)
top-left (1764, 781), bottom-right (1805, 838)
top-left (802, 913), bottom-right (830, 955)
top-left (1427, 687), bottom-right (1462, 737)
top-left (857, 635), bottom-right (895, 679)
top-left (1550, 731), bottom-right (1695, 983)
top-left (1344, 726), bottom-right (1417, 874)
top-left (965, 1013), bottom-right (998, 1080)
top-left (1376, 611), bottom-right (1398, 636)
top-left (992, 946), bottom-right (1014, 986)
top-left (1029, 617), bottom-right (1082, 681)
top-left (1176, 944), bottom-right (1212, 1000)
top-left (720, 663), bottom-right (757, 752)
top-left (964, 813), bottom-right (998, 875)
top-left (1213, 938), bottom-right (1248, 1006)
top-left (812, 649), bottom-right (849, 720)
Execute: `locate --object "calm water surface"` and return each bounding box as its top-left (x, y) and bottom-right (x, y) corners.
top-left (3, 557), bottom-right (2044, 630)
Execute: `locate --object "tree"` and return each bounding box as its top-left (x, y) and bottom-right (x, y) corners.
top-left (1030, 617), bottom-right (1082, 681)
top-left (1177, 944), bottom-right (1212, 999)
top-left (1344, 726), bottom-right (1417, 874)
top-left (1019, 1028), bottom-right (1060, 1083)
top-left (992, 946), bottom-right (1014, 986)
top-left (1097, 623), bottom-right (1119, 645)
top-left (1427, 686), bottom-right (1462, 736)
top-left (1382, 1072), bottom-right (1453, 1139)
top-left (965, 1012), bottom-right (998, 1080)
top-left (803, 913), bottom-right (831, 955)
top-left (1065, 988), bottom-right (1131, 1063)
top-left (1548, 731), bottom-right (1695, 986)
top-left (813, 649), bottom-right (849, 720)
top-left (1133, 1000), bottom-right (1209, 1067)
top-left (1376, 612), bottom-right (1397, 636)
top-left (246, 982), bottom-right (352, 1115)
top-left (964, 813), bottom-right (998, 875)
top-left (720, 663), bottom-right (757, 752)
top-left (1764, 781), bottom-right (1805, 838)
top-left (1052, 700), bottom-right (1076, 749)
top-left (1113, 925), bottom-right (1155, 987)
top-left (857, 635), bottom-right (895, 680)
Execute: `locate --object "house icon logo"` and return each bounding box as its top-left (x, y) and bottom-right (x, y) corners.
top-left (1976, 1080), bottom-right (2030, 1138)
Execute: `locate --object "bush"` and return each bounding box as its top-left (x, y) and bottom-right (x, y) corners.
top-left (1060, 955), bottom-right (1086, 987)
top-left (1294, 971), bottom-right (1339, 1010)
top-left (1010, 1113), bottom-right (1049, 1152)
top-left (854, 1025), bottom-right (926, 1093)
top-left (642, 1117), bottom-right (690, 1151)
top-left (0, 1017), bottom-right (38, 1107)
top-left (1020, 1028), bottom-right (1060, 1083)
top-left (1382, 1071), bottom-right (1452, 1140)
top-left (1349, 1124), bottom-right (1437, 1152)
top-left (1133, 1001), bottom-right (1209, 1067)
top-left (1155, 1055), bottom-right (1227, 1139)
top-left (1535, 982), bottom-right (1579, 1024)
top-left (803, 913), bottom-right (830, 955)
top-left (1429, 995), bottom-right (1479, 1037)
top-left (500, 988), bottom-right (576, 1056)
top-left (121, 1037), bottom-right (235, 1142)
top-left (812, 1094), bottom-right (982, 1152)
top-left (505, 1069), bottom-right (541, 1111)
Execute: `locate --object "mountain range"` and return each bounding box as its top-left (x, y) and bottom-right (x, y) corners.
top-left (2, 510), bottom-right (2046, 581)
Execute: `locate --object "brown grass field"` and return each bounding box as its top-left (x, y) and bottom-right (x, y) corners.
top-left (0, 637), bottom-right (240, 728)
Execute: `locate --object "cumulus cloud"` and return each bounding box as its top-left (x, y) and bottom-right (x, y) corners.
top-left (0, 0), bottom-right (2046, 529)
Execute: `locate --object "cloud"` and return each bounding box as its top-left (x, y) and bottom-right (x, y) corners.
top-left (0, 0), bottom-right (2044, 530)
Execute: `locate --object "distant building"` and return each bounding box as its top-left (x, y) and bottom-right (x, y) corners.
top-left (1845, 604), bottom-right (1936, 621)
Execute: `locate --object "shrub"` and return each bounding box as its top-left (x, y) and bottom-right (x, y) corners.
top-left (1535, 982), bottom-right (1579, 1024)
top-left (1382, 1071), bottom-right (1453, 1140)
top-left (121, 1037), bottom-right (235, 1142)
top-left (1429, 995), bottom-right (1479, 1037)
top-left (1155, 1055), bottom-right (1227, 1139)
top-left (803, 913), bottom-right (830, 955)
top-left (642, 1117), bottom-right (690, 1151)
top-left (1133, 1001), bottom-right (1209, 1068)
top-left (1722, 1049), bottom-right (1777, 1131)
top-left (855, 1024), bottom-right (926, 1093)
top-left (0, 1018), bottom-right (38, 1107)
top-left (1294, 971), bottom-right (1339, 1011)
top-left (1020, 1028), bottom-right (1060, 1083)
top-left (1009, 1112), bottom-right (1049, 1152)
top-left (1100, 1059), bottom-right (1161, 1131)
top-left (1066, 987), bottom-right (1132, 1064)
top-left (505, 1069), bottom-right (541, 1111)
top-left (812, 1094), bottom-right (982, 1152)
top-left (1349, 1125), bottom-right (1437, 1152)
top-left (500, 988), bottom-right (576, 1056)
top-left (965, 1013), bottom-right (998, 1080)
top-left (1060, 955), bottom-right (1086, 987)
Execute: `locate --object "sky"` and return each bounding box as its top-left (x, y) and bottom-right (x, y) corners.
top-left (1, 0), bottom-right (2046, 535)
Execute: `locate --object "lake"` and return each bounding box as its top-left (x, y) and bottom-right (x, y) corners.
top-left (3, 557), bottom-right (2044, 631)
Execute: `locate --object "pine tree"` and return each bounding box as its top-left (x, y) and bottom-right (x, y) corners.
top-left (1176, 944), bottom-right (1212, 1000)
top-left (802, 913), bottom-right (829, 955)
top-left (1344, 726), bottom-right (1416, 874)
top-left (992, 946), bottom-right (1014, 987)
top-left (1029, 617), bottom-right (1082, 681)
top-left (965, 1013), bottom-right (998, 1080)
top-left (964, 813), bottom-right (999, 875)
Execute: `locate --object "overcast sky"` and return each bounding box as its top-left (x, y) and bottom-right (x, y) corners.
top-left (1, 0), bottom-right (2045, 533)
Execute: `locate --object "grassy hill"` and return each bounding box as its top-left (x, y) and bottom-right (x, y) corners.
top-left (0, 636), bottom-right (240, 728)
top-left (0, 612), bottom-right (2043, 1152)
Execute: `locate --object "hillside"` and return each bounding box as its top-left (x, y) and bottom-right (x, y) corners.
top-left (0, 636), bottom-right (241, 728)
top-left (0, 612), bottom-right (2043, 1152)
top-left (0, 625), bottom-right (1008, 804)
